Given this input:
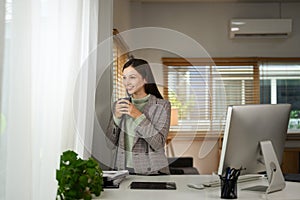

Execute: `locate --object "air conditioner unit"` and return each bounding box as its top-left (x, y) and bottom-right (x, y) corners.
top-left (230, 19), bottom-right (292, 38)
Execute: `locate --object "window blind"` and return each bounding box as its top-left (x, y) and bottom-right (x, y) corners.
top-left (163, 58), bottom-right (258, 132)
top-left (112, 29), bottom-right (128, 102)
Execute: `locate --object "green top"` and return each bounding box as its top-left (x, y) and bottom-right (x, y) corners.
top-left (113, 94), bottom-right (150, 168)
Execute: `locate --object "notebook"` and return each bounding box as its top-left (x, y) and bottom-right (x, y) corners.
top-left (130, 181), bottom-right (176, 190)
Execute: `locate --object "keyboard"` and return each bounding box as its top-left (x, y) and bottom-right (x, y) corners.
top-left (202, 175), bottom-right (263, 188)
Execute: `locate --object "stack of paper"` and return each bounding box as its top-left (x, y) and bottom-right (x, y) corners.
top-left (103, 170), bottom-right (129, 188)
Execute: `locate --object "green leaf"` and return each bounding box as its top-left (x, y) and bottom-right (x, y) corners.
top-left (79, 175), bottom-right (89, 187)
top-left (83, 193), bottom-right (92, 200)
top-left (61, 150), bottom-right (77, 161)
top-left (86, 168), bottom-right (96, 177)
top-left (86, 158), bottom-right (97, 168)
top-left (56, 169), bottom-right (62, 181)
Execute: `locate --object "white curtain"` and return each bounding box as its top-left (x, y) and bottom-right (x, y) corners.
top-left (0, 0), bottom-right (104, 199)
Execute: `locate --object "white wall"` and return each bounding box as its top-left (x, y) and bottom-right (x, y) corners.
top-left (131, 2), bottom-right (300, 57)
top-left (113, 0), bottom-right (132, 32)
top-left (92, 0), bottom-right (114, 169)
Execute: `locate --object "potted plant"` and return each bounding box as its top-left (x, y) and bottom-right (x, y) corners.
top-left (56, 150), bottom-right (103, 200)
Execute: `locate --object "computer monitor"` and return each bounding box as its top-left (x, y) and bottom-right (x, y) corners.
top-left (218, 104), bottom-right (291, 193)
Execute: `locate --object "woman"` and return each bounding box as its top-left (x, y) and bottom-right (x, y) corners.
top-left (106, 58), bottom-right (171, 175)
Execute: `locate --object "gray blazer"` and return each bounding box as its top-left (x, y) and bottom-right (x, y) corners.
top-left (105, 94), bottom-right (171, 175)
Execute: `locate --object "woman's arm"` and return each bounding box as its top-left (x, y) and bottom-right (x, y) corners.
top-left (104, 102), bottom-right (122, 148)
top-left (134, 100), bottom-right (171, 151)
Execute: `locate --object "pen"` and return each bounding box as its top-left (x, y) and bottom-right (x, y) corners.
top-left (225, 167), bottom-right (231, 180)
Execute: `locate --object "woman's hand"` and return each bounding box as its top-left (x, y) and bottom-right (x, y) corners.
top-left (115, 99), bottom-right (142, 119)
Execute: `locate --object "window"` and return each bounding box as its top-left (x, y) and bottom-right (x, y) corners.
top-left (163, 58), bottom-right (259, 133)
top-left (163, 58), bottom-right (300, 133)
top-left (112, 29), bottom-right (129, 102)
top-left (260, 61), bottom-right (300, 131)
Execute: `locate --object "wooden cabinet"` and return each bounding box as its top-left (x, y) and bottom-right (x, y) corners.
top-left (282, 148), bottom-right (300, 174)
top-left (282, 133), bottom-right (300, 174)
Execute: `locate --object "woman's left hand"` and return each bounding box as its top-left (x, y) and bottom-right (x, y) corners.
top-left (128, 103), bottom-right (143, 119)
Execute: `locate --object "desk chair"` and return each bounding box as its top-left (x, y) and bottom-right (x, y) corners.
top-left (284, 173), bottom-right (300, 182)
top-left (168, 157), bottom-right (199, 175)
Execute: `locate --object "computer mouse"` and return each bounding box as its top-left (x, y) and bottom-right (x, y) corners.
top-left (187, 183), bottom-right (205, 190)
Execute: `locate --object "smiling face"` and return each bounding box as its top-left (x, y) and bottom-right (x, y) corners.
top-left (122, 66), bottom-right (147, 98)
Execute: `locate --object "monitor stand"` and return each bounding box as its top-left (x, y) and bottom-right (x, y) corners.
top-left (242, 140), bottom-right (286, 194)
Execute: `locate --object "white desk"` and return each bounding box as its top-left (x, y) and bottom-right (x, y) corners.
top-left (98, 175), bottom-right (300, 200)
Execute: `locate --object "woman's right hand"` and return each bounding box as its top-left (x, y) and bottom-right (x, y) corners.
top-left (114, 98), bottom-right (130, 118)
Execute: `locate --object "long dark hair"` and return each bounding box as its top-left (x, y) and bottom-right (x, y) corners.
top-left (123, 58), bottom-right (163, 99)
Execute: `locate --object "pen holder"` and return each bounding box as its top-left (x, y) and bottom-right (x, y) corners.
top-left (220, 177), bottom-right (237, 199)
